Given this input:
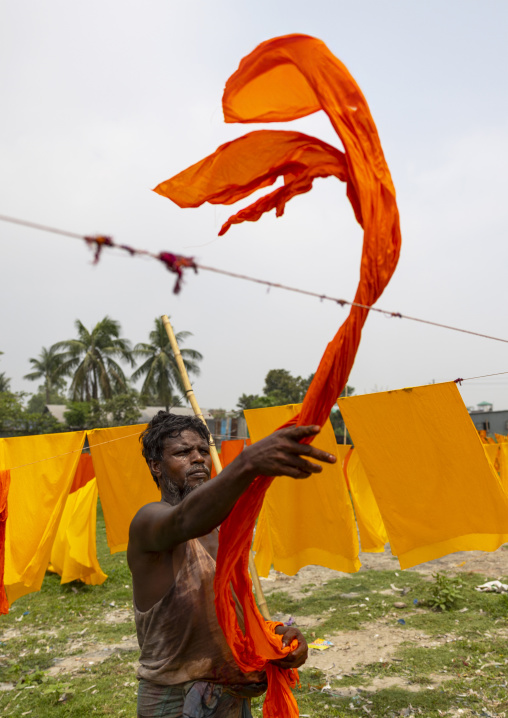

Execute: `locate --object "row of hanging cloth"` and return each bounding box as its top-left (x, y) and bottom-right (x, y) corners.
top-left (246, 381), bottom-right (508, 577)
top-left (2, 381), bottom-right (508, 613)
top-left (0, 425), bottom-right (255, 613)
top-left (0, 425), bottom-right (154, 613)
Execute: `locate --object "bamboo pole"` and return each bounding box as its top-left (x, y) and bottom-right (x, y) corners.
top-left (161, 314), bottom-right (271, 620)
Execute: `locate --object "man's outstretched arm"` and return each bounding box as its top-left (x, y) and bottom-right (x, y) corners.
top-left (129, 425), bottom-right (336, 554)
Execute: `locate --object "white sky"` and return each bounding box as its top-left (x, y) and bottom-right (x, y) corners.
top-left (1, 0), bottom-right (508, 412)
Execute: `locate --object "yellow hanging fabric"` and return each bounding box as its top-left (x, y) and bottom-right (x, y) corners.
top-left (335, 445), bottom-right (352, 464)
top-left (344, 449), bottom-right (388, 553)
top-left (87, 425), bottom-right (160, 553)
top-left (0, 465), bottom-right (11, 614)
top-left (497, 443), bottom-right (508, 495)
top-left (338, 382), bottom-right (508, 569)
top-left (246, 404), bottom-right (360, 577)
top-left (484, 444), bottom-right (501, 474)
top-left (48, 478), bottom-right (107, 586)
top-left (2, 431), bottom-right (86, 606)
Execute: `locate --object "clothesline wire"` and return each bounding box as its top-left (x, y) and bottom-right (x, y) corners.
top-left (4, 368), bottom-right (508, 471)
top-left (2, 430), bottom-right (250, 472)
top-left (2, 212), bottom-right (508, 345)
top-left (3, 430), bottom-right (145, 472)
top-left (456, 371), bottom-right (508, 382)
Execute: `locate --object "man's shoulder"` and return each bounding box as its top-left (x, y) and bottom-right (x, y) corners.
top-left (130, 500), bottom-right (173, 530)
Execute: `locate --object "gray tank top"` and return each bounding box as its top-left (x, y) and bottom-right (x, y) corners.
top-left (134, 537), bottom-right (266, 686)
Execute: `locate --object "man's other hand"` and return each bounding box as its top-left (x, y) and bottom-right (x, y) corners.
top-left (271, 625), bottom-right (308, 669)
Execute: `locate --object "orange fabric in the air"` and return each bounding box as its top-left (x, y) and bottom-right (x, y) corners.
top-left (0, 469), bottom-right (11, 614)
top-left (157, 34), bottom-right (401, 718)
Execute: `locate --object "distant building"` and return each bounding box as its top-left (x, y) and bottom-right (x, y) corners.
top-left (44, 404), bottom-right (247, 448)
top-left (468, 401), bottom-right (508, 436)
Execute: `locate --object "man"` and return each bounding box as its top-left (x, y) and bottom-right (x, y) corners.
top-left (128, 411), bottom-right (337, 717)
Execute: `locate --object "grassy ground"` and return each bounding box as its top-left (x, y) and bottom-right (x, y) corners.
top-left (1, 507), bottom-right (507, 717)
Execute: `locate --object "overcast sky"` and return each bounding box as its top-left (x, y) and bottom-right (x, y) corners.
top-left (1, 1), bottom-right (508, 412)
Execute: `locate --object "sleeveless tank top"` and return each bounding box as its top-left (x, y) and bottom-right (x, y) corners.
top-left (134, 537), bottom-right (266, 686)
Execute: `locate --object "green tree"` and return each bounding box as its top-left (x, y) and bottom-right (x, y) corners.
top-left (0, 351), bottom-right (11, 393)
top-left (0, 391), bottom-right (62, 435)
top-left (24, 345), bottom-right (67, 403)
top-left (330, 385), bottom-right (355, 442)
top-left (63, 391), bottom-right (143, 430)
top-left (263, 369), bottom-right (309, 404)
top-left (0, 373), bottom-right (10, 393)
top-left (104, 391), bottom-right (142, 426)
top-left (55, 317), bottom-right (134, 401)
top-left (132, 317), bottom-right (202, 411)
top-left (236, 370), bottom-right (315, 415)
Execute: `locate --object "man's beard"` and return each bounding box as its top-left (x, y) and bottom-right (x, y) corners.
top-left (161, 470), bottom-right (205, 506)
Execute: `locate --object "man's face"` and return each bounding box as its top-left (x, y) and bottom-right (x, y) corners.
top-left (151, 429), bottom-right (212, 504)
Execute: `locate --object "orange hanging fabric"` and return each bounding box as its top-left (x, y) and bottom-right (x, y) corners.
top-left (0, 469), bottom-right (11, 614)
top-left (69, 452), bottom-right (95, 494)
top-left (156, 34), bottom-right (401, 718)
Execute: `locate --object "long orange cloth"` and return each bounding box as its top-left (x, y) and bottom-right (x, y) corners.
top-left (156, 35), bottom-right (401, 718)
top-left (0, 469), bottom-right (11, 614)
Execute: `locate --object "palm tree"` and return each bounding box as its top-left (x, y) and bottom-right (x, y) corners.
top-left (55, 317), bottom-right (134, 401)
top-left (24, 345), bottom-right (67, 403)
top-left (0, 352), bottom-right (10, 393)
top-left (132, 317), bottom-right (202, 411)
top-left (0, 372), bottom-right (10, 393)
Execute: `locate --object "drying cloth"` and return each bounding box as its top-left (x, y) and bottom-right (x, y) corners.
top-left (157, 34), bottom-right (401, 718)
top-left (48, 477), bottom-right (107, 586)
top-left (497, 443), bottom-right (508, 495)
top-left (343, 449), bottom-right (388, 553)
top-left (338, 382), bottom-right (508, 569)
top-left (0, 468), bottom-right (11, 614)
top-left (245, 404), bottom-right (359, 577)
top-left (484, 444), bottom-right (501, 475)
top-left (70, 452), bottom-right (95, 494)
top-left (336, 445), bottom-right (353, 465)
top-left (87, 424), bottom-right (160, 553)
top-left (220, 440), bottom-right (250, 469)
top-left (2, 431), bottom-right (86, 606)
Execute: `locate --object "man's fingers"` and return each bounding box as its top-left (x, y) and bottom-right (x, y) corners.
top-left (282, 424), bottom-right (321, 440)
top-left (280, 461), bottom-right (323, 479)
top-left (280, 426), bottom-right (337, 465)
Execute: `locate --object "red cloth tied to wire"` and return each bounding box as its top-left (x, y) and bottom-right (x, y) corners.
top-left (155, 34), bottom-right (401, 718)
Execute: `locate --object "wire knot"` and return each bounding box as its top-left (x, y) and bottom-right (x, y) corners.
top-left (84, 235), bottom-right (114, 264)
top-left (158, 252), bottom-right (198, 293)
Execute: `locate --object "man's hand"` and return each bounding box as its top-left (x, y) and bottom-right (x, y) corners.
top-left (241, 425), bottom-right (336, 480)
top-left (271, 625), bottom-right (308, 669)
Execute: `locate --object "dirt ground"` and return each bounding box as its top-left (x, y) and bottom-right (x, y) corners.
top-left (2, 545), bottom-right (507, 695)
top-left (259, 544), bottom-right (508, 692)
top-left (258, 544), bottom-right (508, 602)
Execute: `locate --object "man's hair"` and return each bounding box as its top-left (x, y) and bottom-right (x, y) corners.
top-left (140, 411), bottom-right (211, 487)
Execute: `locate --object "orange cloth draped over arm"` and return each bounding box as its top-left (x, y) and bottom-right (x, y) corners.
top-left (156, 34), bottom-right (401, 718)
